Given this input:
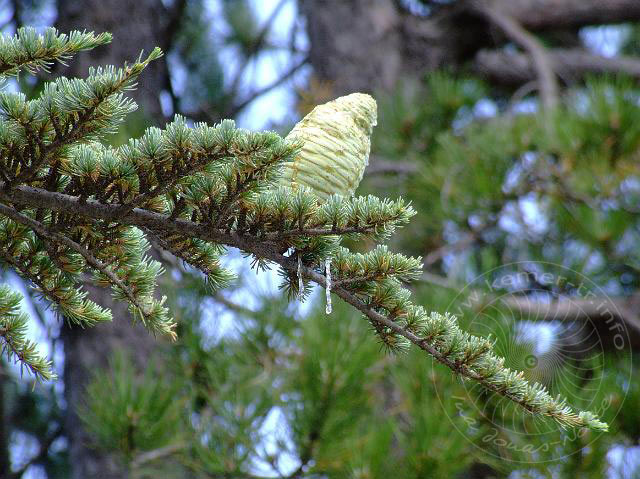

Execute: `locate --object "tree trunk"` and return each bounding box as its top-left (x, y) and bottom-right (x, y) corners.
top-left (62, 285), bottom-right (160, 479)
top-left (56, 0), bottom-right (170, 121)
top-left (55, 1), bottom-right (171, 477)
top-left (0, 363), bottom-right (8, 479)
top-left (299, 0), bottom-right (404, 95)
top-left (300, 0), bottom-right (640, 98)
top-left (298, 0), bottom-right (487, 95)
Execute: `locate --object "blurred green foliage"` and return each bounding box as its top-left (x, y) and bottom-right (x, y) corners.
top-left (28, 70), bottom-right (640, 478)
top-left (82, 74), bottom-right (640, 478)
top-left (5, 2), bottom-right (640, 476)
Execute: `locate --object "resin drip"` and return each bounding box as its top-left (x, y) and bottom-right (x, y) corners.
top-left (325, 258), bottom-right (332, 314)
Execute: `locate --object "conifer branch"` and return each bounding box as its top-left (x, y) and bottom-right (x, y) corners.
top-left (6, 48), bottom-right (163, 187)
top-left (0, 218), bottom-right (112, 327)
top-left (285, 259), bottom-right (608, 431)
top-left (0, 284), bottom-right (55, 381)
top-left (0, 29), bottom-right (607, 431)
top-left (0, 203), bottom-right (176, 339)
top-left (0, 27), bottom-right (111, 76)
top-left (0, 180), bottom-right (607, 430)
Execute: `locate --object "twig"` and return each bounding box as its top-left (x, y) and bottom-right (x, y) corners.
top-left (507, 80), bottom-right (539, 112)
top-left (211, 292), bottom-right (256, 317)
top-left (227, 56), bottom-right (308, 118)
top-left (226, 0), bottom-right (289, 105)
top-left (421, 271), bottom-right (459, 290)
top-left (0, 202), bottom-right (172, 337)
top-left (424, 233), bottom-right (478, 267)
top-left (473, 0), bottom-right (558, 110)
top-left (131, 442), bottom-right (185, 468)
top-left (263, 224), bottom-right (391, 239)
top-left (0, 182), bottom-right (582, 416)
top-left (145, 229), bottom-right (258, 318)
top-left (475, 48), bottom-right (640, 85)
top-left (366, 159), bottom-right (418, 176)
top-left (9, 61), bottom-right (146, 188)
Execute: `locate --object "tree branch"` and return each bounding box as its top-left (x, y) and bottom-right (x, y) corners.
top-left (0, 181), bottom-right (592, 421)
top-left (5, 183), bottom-right (635, 355)
top-left (131, 442), bottom-right (185, 469)
top-left (0, 202), bottom-right (174, 338)
top-left (472, 0), bottom-right (558, 110)
top-left (225, 0), bottom-right (289, 109)
top-left (366, 158), bottom-right (418, 176)
top-left (475, 48), bottom-right (640, 85)
top-left (226, 56), bottom-right (309, 119)
top-left (501, 295), bottom-right (640, 348)
top-left (491, 0), bottom-right (640, 31)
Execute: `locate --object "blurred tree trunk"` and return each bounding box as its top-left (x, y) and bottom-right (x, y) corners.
top-left (299, 0), bottom-right (404, 94)
top-left (299, 1), bottom-right (640, 477)
top-left (55, 1), bottom-right (173, 477)
top-left (61, 287), bottom-right (160, 479)
top-left (56, 0), bottom-right (170, 121)
top-left (300, 0), bottom-right (640, 97)
top-left (0, 363), bottom-right (8, 479)
top-left (298, 0), bottom-right (486, 95)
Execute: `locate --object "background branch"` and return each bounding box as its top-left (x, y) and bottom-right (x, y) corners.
top-left (472, 1), bottom-right (558, 110)
top-left (0, 180), bottom-right (602, 424)
top-left (475, 48), bottom-right (640, 85)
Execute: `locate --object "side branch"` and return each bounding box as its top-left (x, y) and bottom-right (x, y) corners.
top-left (0, 183), bottom-right (386, 241)
top-left (475, 48), bottom-right (640, 85)
top-left (472, 1), bottom-right (558, 110)
top-left (0, 182), bottom-right (603, 427)
top-left (0, 202), bottom-right (175, 338)
top-left (491, 0), bottom-right (640, 31)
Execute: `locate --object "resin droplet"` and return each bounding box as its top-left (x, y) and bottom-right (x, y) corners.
top-left (325, 258), bottom-right (332, 315)
top-left (297, 254), bottom-right (304, 300)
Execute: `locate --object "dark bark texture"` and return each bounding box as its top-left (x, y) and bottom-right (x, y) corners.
top-left (44, 0), bottom-right (640, 477)
top-left (0, 363), bottom-right (8, 479)
top-left (55, 1), bottom-right (173, 477)
top-left (56, 0), bottom-right (171, 121)
top-left (300, 0), bottom-right (640, 96)
top-left (62, 286), bottom-right (159, 479)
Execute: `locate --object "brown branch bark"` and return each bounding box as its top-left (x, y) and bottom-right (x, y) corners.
top-left (366, 159), bottom-right (419, 176)
top-left (0, 182), bottom-right (582, 415)
top-left (399, 0), bottom-right (640, 90)
top-left (0, 363), bottom-right (8, 479)
top-left (0, 183), bottom-right (389, 242)
top-left (418, 268), bottom-right (640, 350)
top-left (472, 1), bottom-right (559, 110)
top-left (475, 48), bottom-right (640, 85)
top-left (490, 0), bottom-right (640, 31)
top-left (130, 442), bottom-right (185, 469)
top-left (501, 295), bottom-right (640, 349)
top-left (0, 203), bottom-right (172, 337)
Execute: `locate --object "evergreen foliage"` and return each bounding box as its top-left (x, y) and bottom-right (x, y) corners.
top-left (0, 27), bottom-right (607, 433)
top-left (0, 283), bottom-right (53, 380)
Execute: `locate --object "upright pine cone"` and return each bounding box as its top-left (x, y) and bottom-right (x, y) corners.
top-left (280, 92), bottom-right (377, 200)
